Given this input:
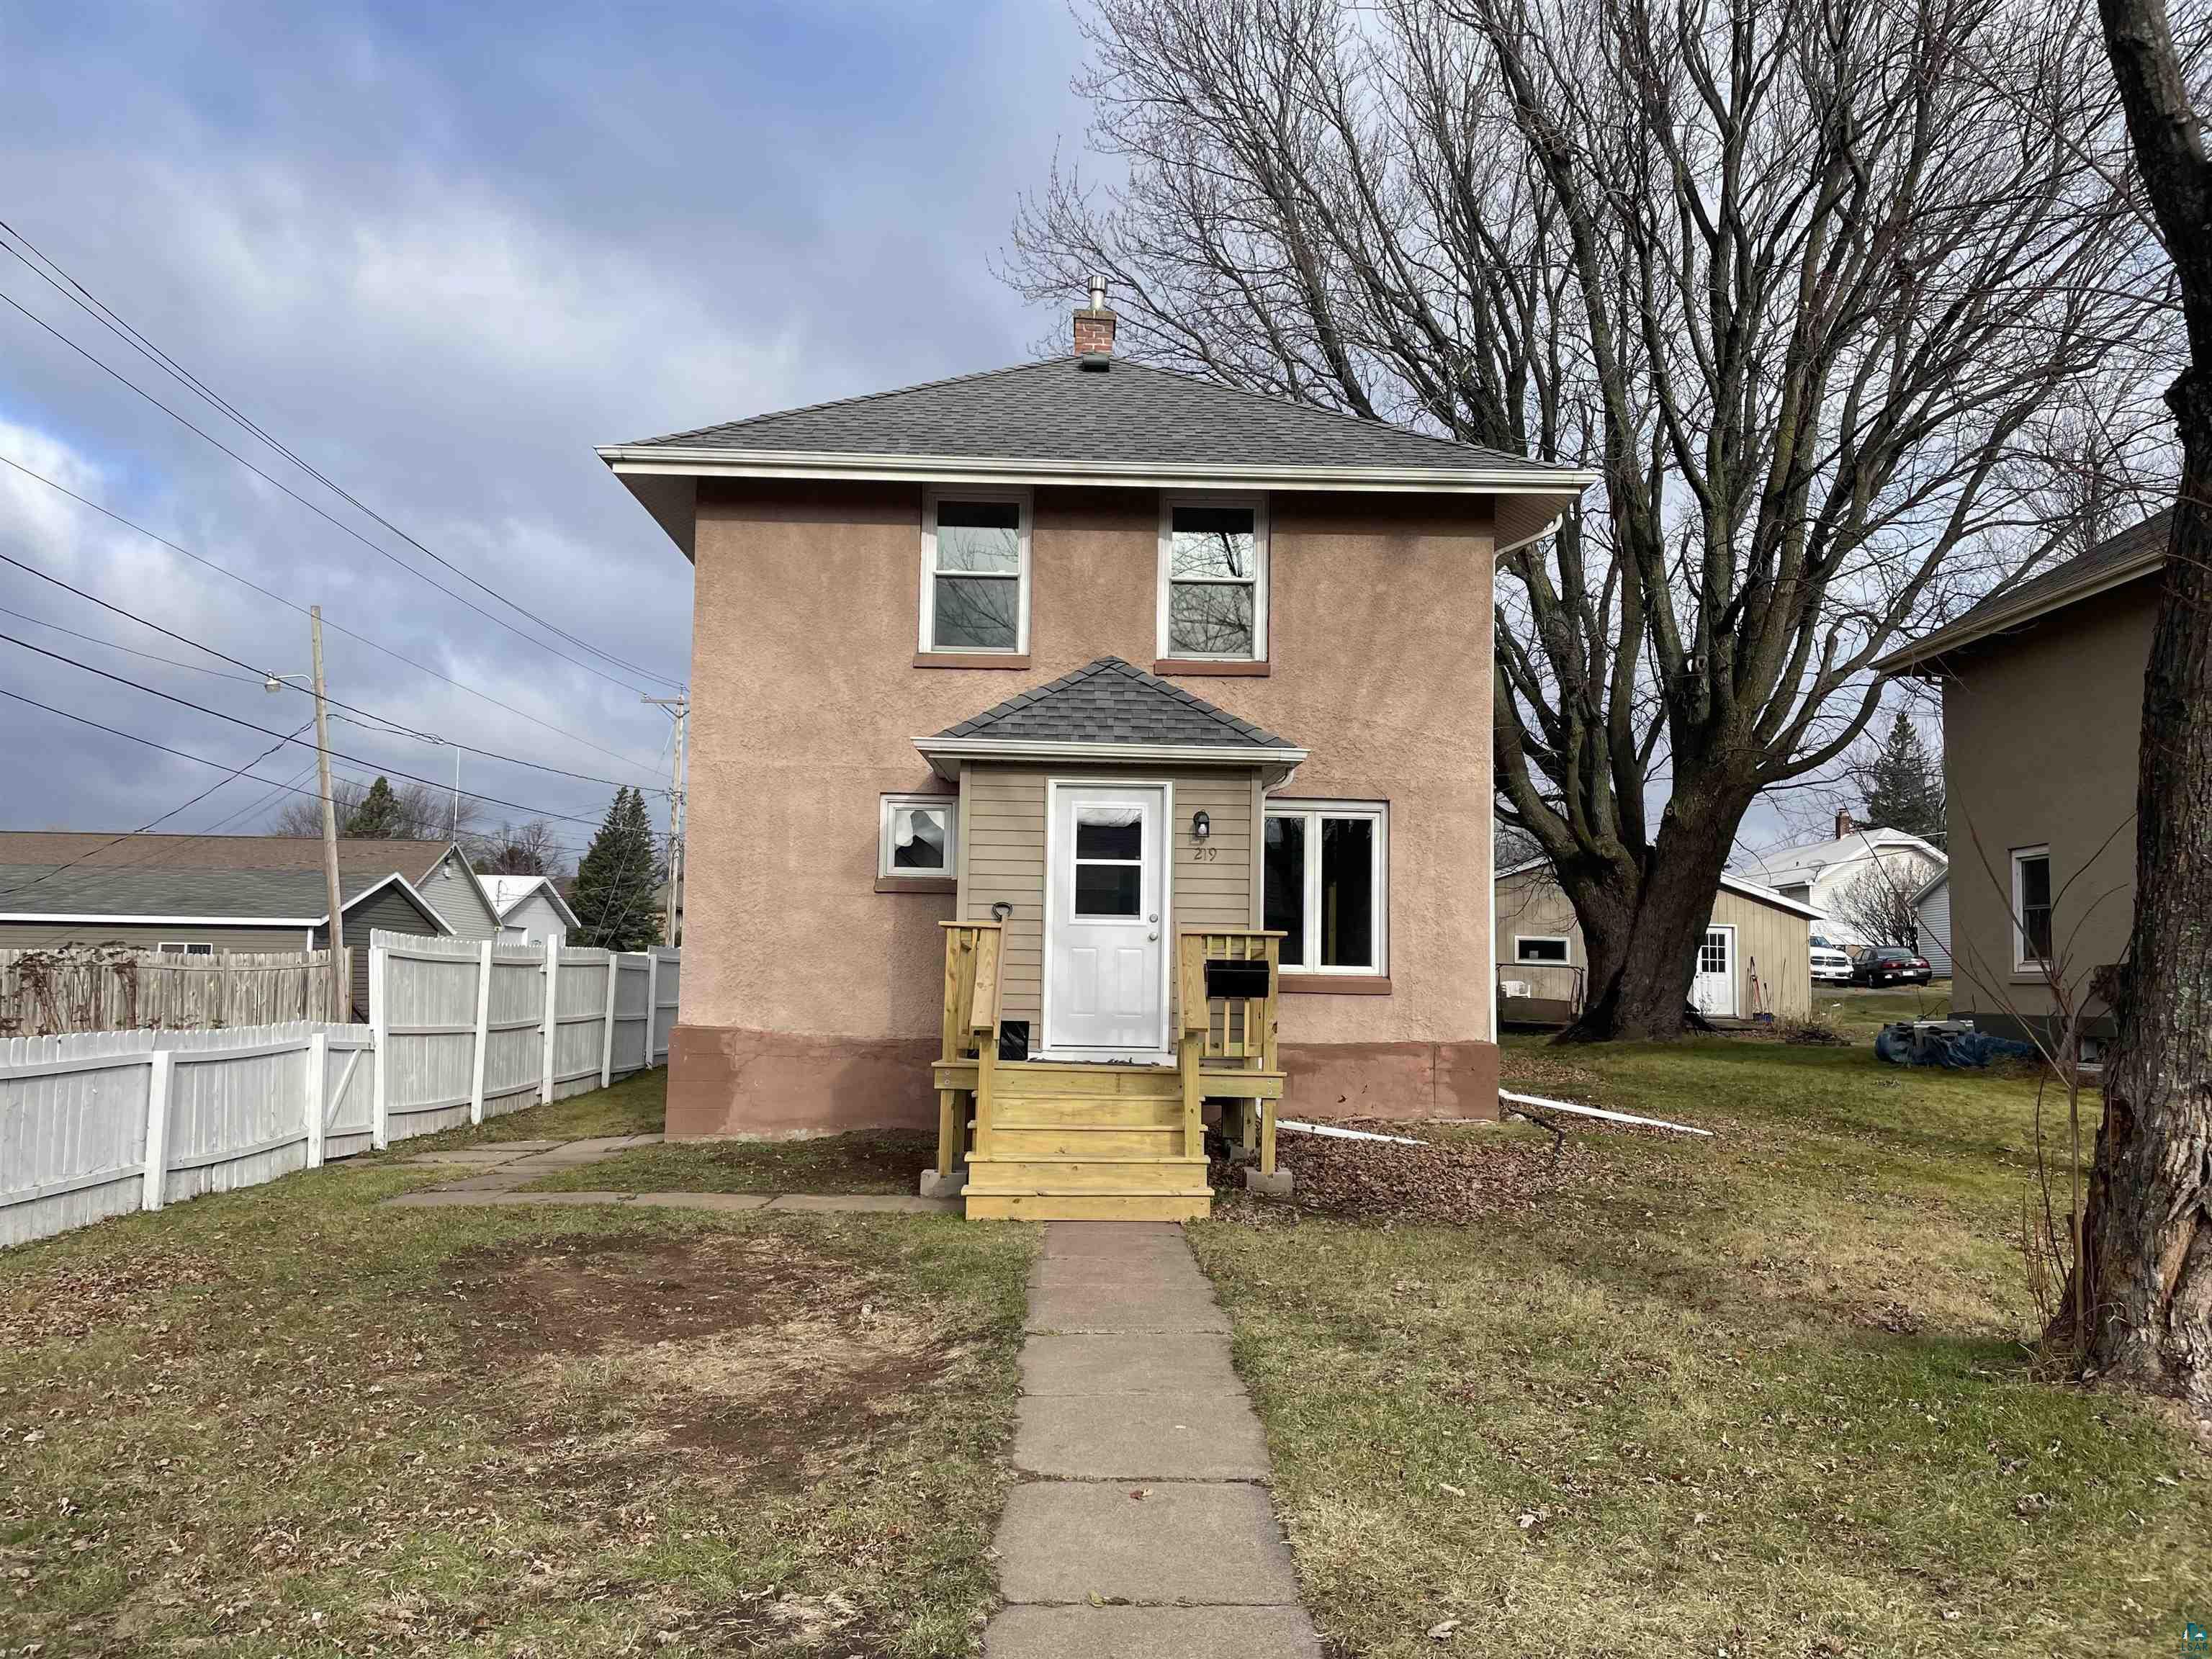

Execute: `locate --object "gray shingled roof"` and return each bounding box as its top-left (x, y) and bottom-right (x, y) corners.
top-left (1946, 508), bottom-right (2170, 635)
top-left (0, 863), bottom-right (430, 921)
top-left (617, 356), bottom-right (1565, 477)
top-left (934, 657), bottom-right (1298, 749)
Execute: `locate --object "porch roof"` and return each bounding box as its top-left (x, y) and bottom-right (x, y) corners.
top-left (914, 657), bottom-right (1307, 783)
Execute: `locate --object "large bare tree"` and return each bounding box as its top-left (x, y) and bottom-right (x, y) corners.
top-left (1009, 0), bottom-right (2167, 1037)
top-left (2065, 0), bottom-right (2212, 1406)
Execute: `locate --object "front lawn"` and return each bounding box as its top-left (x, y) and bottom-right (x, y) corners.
top-left (0, 1082), bottom-right (1034, 1658)
top-left (1191, 1036), bottom-right (2208, 1658)
top-left (523, 1128), bottom-right (936, 1195)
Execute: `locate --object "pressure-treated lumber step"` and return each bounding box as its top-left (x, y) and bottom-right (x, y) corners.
top-left (963, 1190), bottom-right (1213, 1222)
top-left (966, 1156), bottom-right (1209, 1194)
top-left (992, 1061), bottom-right (1182, 1099)
top-left (982, 1094), bottom-right (1183, 1129)
top-left (986, 1123), bottom-right (1187, 1159)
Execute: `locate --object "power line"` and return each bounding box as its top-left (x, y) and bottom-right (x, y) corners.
top-left (0, 601), bottom-right (261, 683)
top-left (0, 542), bottom-right (669, 796)
top-left (0, 630), bottom-right (629, 828)
top-left (0, 449), bottom-right (667, 781)
top-left (0, 280), bottom-right (673, 698)
top-left (0, 220), bottom-right (684, 691)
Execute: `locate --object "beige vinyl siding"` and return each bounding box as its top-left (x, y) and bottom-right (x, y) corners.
top-left (1493, 868), bottom-right (1810, 1020)
top-left (961, 763), bottom-right (1259, 1027)
top-left (1712, 887), bottom-right (1810, 1019)
top-left (0, 921), bottom-right (313, 954)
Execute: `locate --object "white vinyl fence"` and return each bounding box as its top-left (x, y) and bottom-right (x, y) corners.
top-left (0, 931), bottom-right (678, 1249)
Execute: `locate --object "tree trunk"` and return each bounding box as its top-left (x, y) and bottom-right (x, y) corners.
top-left (2062, 371), bottom-right (2212, 1406)
top-left (1560, 796), bottom-right (1747, 1043)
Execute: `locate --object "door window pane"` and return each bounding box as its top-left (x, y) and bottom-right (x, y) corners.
top-left (934, 500), bottom-right (1021, 572)
top-left (1075, 811), bottom-right (1143, 860)
top-left (1699, 930), bottom-right (1728, 975)
top-left (1264, 814), bottom-right (1305, 966)
top-left (1074, 863), bottom-right (1142, 917)
top-left (1319, 816), bottom-right (1374, 969)
top-left (1167, 584), bottom-right (1255, 657)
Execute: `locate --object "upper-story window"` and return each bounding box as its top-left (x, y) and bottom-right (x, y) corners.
top-left (920, 487), bottom-right (1030, 656)
top-left (1158, 494), bottom-right (1267, 662)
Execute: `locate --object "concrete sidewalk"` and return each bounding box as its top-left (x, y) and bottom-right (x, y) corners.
top-left (985, 1223), bottom-right (1321, 1658)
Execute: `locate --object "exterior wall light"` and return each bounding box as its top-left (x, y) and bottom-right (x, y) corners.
top-left (1192, 811), bottom-right (1210, 842)
top-left (991, 900), bottom-right (1015, 922)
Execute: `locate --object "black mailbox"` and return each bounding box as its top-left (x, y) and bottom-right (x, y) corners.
top-left (997, 1020), bottom-right (1030, 1062)
top-left (1204, 959), bottom-right (1272, 1000)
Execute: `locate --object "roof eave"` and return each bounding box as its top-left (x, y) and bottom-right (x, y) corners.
top-left (914, 734), bottom-right (1308, 788)
top-left (1874, 551), bottom-right (2164, 675)
top-left (599, 444), bottom-right (1595, 498)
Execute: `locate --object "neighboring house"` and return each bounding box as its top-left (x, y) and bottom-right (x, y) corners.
top-left (652, 873), bottom-right (683, 945)
top-left (412, 845), bottom-right (502, 940)
top-left (485, 874), bottom-right (577, 948)
top-left (1493, 860), bottom-right (1816, 1025)
top-left (0, 832), bottom-right (461, 1017)
top-left (1876, 509), bottom-right (2167, 1046)
top-left (598, 283), bottom-right (1589, 1211)
top-left (1733, 811), bottom-right (1946, 949)
top-left (1912, 868), bottom-right (1954, 976)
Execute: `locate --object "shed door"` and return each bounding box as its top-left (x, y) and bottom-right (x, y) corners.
top-left (1691, 925), bottom-right (1737, 1018)
top-left (1043, 783), bottom-right (1169, 1057)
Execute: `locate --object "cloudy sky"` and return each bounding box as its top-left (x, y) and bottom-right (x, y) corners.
top-left (0, 1), bottom-right (1092, 863)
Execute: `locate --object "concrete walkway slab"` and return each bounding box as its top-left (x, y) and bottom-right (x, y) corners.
top-left (767, 1193), bottom-right (959, 1214)
top-left (629, 1192), bottom-right (773, 1212)
top-left (1025, 1279), bottom-right (1229, 1334)
top-left (1020, 1332), bottom-right (1242, 1397)
top-left (1014, 1390), bottom-right (1270, 1480)
top-left (984, 1605), bottom-right (1323, 1659)
top-left (995, 1482), bottom-right (1300, 1606)
top-left (982, 1221), bottom-right (1321, 1651)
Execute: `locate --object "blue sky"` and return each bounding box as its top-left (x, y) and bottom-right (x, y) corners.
top-left (0, 1), bottom-right (1092, 855)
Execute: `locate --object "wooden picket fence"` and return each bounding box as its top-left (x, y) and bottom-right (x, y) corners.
top-left (0, 932), bottom-right (679, 1249)
top-left (0, 946), bottom-right (351, 1038)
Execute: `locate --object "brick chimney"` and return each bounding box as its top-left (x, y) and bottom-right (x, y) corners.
top-left (1074, 273), bottom-right (1116, 357)
top-left (1835, 808), bottom-right (1857, 839)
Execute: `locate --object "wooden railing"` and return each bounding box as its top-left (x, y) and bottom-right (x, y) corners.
top-left (1176, 928), bottom-right (1286, 1174)
top-left (934, 921), bottom-right (1004, 1179)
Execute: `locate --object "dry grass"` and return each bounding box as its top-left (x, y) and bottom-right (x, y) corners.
top-left (0, 1079), bottom-right (1035, 1658)
top-left (1191, 1036), bottom-right (2211, 1658)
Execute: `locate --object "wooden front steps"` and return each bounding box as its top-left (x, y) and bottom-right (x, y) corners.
top-left (961, 1058), bottom-right (1213, 1222)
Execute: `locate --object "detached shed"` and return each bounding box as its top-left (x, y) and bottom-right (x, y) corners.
top-left (1493, 861), bottom-right (1817, 1025)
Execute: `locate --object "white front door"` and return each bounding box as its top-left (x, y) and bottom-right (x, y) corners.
top-left (1692, 925), bottom-right (1737, 1017)
top-left (1044, 782), bottom-right (1169, 1057)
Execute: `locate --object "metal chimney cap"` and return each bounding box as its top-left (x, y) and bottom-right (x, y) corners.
top-left (1088, 272), bottom-right (1108, 311)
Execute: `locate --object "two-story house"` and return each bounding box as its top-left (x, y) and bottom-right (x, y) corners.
top-left (1876, 509), bottom-right (2166, 1050)
top-left (598, 287), bottom-right (1590, 1218)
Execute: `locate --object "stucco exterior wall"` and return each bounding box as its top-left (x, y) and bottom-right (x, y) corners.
top-left (1936, 577), bottom-right (2152, 1032)
top-left (670, 480), bottom-right (1500, 1137)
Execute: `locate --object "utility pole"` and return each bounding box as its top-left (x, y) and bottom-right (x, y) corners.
top-left (643, 694), bottom-right (687, 946)
top-left (310, 607), bottom-right (345, 1021)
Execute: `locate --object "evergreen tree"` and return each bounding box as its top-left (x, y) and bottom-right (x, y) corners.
top-left (343, 776), bottom-right (408, 839)
top-left (570, 786), bottom-right (663, 950)
top-left (1856, 712), bottom-right (1946, 844)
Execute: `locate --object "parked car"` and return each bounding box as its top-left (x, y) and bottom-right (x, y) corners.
top-left (1809, 934), bottom-right (1855, 984)
top-left (1851, 946), bottom-right (1933, 987)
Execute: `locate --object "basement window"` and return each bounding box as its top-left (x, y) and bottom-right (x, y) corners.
top-left (880, 794), bottom-right (956, 881)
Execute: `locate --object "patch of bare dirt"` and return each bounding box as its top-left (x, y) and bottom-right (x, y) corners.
top-left (1213, 1120), bottom-right (1624, 1227)
top-left (450, 1231), bottom-right (958, 1494)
